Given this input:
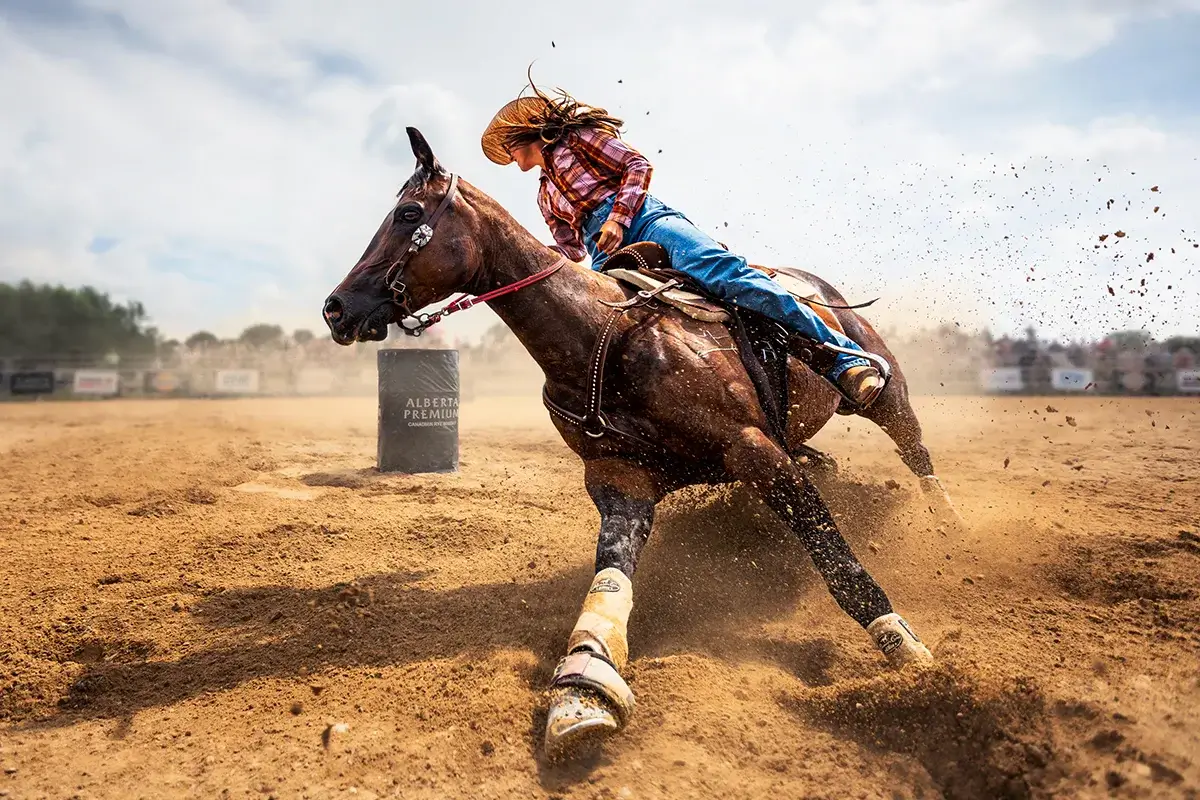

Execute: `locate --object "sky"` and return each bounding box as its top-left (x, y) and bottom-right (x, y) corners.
top-left (1, 0), bottom-right (1198, 347)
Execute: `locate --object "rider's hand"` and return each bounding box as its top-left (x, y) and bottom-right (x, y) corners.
top-left (595, 220), bottom-right (625, 255)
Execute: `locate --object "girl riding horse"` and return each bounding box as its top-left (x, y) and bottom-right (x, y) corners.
top-left (480, 81), bottom-right (887, 410)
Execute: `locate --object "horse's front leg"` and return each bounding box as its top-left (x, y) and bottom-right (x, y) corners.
top-left (543, 458), bottom-right (661, 760)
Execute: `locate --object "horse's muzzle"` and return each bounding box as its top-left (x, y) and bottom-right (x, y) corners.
top-left (323, 293), bottom-right (394, 344)
top-left (322, 293), bottom-right (356, 345)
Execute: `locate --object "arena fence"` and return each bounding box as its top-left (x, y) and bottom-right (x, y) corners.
top-left (2, 362), bottom-right (1199, 401)
top-left (977, 367), bottom-right (1200, 396)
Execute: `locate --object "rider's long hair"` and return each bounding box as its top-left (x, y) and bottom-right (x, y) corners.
top-left (502, 65), bottom-right (626, 152)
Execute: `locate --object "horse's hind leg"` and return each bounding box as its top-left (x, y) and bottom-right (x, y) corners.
top-left (724, 427), bottom-right (932, 667)
top-left (861, 374), bottom-right (965, 530)
top-left (543, 459), bottom-right (660, 761)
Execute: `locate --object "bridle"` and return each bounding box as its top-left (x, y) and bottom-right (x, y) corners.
top-left (382, 173), bottom-right (460, 316)
top-left (381, 171), bottom-right (567, 338)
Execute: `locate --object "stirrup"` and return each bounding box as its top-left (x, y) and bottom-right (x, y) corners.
top-left (816, 343), bottom-right (890, 414)
top-left (786, 336), bottom-right (891, 401)
top-left (822, 342), bottom-right (892, 383)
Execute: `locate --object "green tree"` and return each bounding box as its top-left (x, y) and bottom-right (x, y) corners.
top-left (1164, 336), bottom-right (1200, 353)
top-left (185, 331), bottom-right (219, 349)
top-left (1106, 329), bottom-right (1153, 350)
top-left (0, 280), bottom-right (158, 358)
top-left (239, 324), bottom-right (285, 348)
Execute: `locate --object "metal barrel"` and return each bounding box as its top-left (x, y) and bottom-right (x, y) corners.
top-left (376, 348), bottom-right (459, 473)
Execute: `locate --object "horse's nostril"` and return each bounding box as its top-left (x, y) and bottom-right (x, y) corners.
top-left (323, 295), bottom-right (344, 321)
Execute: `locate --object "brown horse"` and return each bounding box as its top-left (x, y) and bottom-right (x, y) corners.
top-left (323, 128), bottom-right (961, 760)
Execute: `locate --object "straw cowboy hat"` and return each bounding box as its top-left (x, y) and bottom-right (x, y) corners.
top-left (480, 96), bottom-right (552, 165)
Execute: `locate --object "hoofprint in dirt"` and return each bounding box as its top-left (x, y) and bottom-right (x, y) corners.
top-left (0, 395), bottom-right (1196, 798)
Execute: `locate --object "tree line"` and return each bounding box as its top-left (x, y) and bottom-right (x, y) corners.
top-left (0, 280), bottom-right (316, 359)
top-left (4, 279), bottom-right (1195, 362)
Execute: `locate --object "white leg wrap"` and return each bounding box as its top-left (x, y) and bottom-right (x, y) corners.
top-left (868, 612), bottom-right (933, 668)
top-left (568, 568), bottom-right (633, 671)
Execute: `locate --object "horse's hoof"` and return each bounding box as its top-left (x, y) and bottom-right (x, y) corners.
top-left (867, 613), bottom-right (934, 670)
top-left (919, 475), bottom-right (967, 532)
top-left (792, 445), bottom-right (838, 474)
top-left (543, 686), bottom-right (620, 761)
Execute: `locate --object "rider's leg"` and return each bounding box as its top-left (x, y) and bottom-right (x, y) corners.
top-left (635, 210), bottom-right (877, 382)
top-left (582, 196), bottom-right (883, 405)
top-left (661, 235), bottom-right (869, 379)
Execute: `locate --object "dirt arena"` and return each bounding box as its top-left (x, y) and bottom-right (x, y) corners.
top-left (0, 389), bottom-right (1197, 799)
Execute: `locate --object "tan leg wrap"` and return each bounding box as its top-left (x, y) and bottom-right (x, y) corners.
top-left (867, 612), bottom-right (933, 668)
top-left (567, 568), bottom-right (634, 670)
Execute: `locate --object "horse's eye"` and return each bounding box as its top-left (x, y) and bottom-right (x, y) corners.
top-left (398, 206), bottom-right (423, 224)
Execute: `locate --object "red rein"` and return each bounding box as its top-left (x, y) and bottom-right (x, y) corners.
top-left (398, 256), bottom-right (568, 337)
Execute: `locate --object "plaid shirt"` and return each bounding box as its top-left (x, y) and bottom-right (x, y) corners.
top-left (537, 127), bottom-right (652, 261)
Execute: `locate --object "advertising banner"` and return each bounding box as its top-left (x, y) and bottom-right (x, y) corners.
top-left (9, 371), bottom-right (55, 395)
top-left (72, 369), bottom-right (120, 396)
top-left (979, 368), bottom-right (1024, 392)
top-left (1050, 368), bottom-right (1093, 392)
top-left (214, 369), bottom-right (260, 394)
top-left (145, 370), bottom-right (187, 395)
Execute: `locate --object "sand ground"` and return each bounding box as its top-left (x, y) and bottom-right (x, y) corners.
top-left (0, 392), bottom-right (1197, 799)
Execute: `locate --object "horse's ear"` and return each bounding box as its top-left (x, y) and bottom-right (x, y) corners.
top-left (407, 127), bottom-right (444, 178)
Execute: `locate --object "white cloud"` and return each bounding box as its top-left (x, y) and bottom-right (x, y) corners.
top-left (0, 0), bottom-right (1197, 349)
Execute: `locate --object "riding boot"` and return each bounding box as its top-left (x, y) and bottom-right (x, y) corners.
top-left (837, 365), bottom-right (886, 409)
top-left (786, 335), bottom-right (886, 410)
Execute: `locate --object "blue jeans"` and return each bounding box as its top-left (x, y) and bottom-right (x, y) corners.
top-left (583, 194), bottom-right (870, 379)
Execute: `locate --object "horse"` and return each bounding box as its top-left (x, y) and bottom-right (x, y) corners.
top-left (322, 127), bottom-right (962, 760)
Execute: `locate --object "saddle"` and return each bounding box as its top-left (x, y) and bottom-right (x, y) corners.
top-left (601, 244), bottom-right (849, 335)
top-left (540, 241), bottom-right (876, 454)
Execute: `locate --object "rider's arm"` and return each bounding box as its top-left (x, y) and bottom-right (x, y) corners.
top-left (571, 127), bottom-right (652, 233)
top-left (538, 176), bottom-right (588, 262)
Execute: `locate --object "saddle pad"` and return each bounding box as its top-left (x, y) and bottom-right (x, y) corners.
top-left (605, 268), bottom-right (730, 323)
top-left (759, 268), bottom-right (820, 300)
top-left (756, 267), bottom-right (847, 335)
top-left (606, 267), bottom-right (846, 335)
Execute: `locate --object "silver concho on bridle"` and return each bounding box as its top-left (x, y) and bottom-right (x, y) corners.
top-left (386, 224), bottom-right (436, 298)
top-left (411, 223), bottom-right (433, 248)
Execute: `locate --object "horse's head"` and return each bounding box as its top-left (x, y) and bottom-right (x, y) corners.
top-left (322, 127), bottom-right (478, 345)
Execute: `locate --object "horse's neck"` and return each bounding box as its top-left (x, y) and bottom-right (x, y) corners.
top-left (479, 237), bottom-right (619, 386)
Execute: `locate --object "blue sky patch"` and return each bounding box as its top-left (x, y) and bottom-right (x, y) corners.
top-left (86, 235), bottom-right (120, 254)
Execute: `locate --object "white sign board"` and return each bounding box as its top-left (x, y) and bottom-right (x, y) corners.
top-left (1177, 369), bottom-right (1200, 393)
top-left (214, 369), bottom-right (260, 394)
top-left (979, 367), bottom-right (1024, 392)
top-left (1050, 368), bottom-right (1093, 392)
top-left (295, 367), bottom-right (335, 395)
top-left (73, 369), bottom-right (119, 396)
